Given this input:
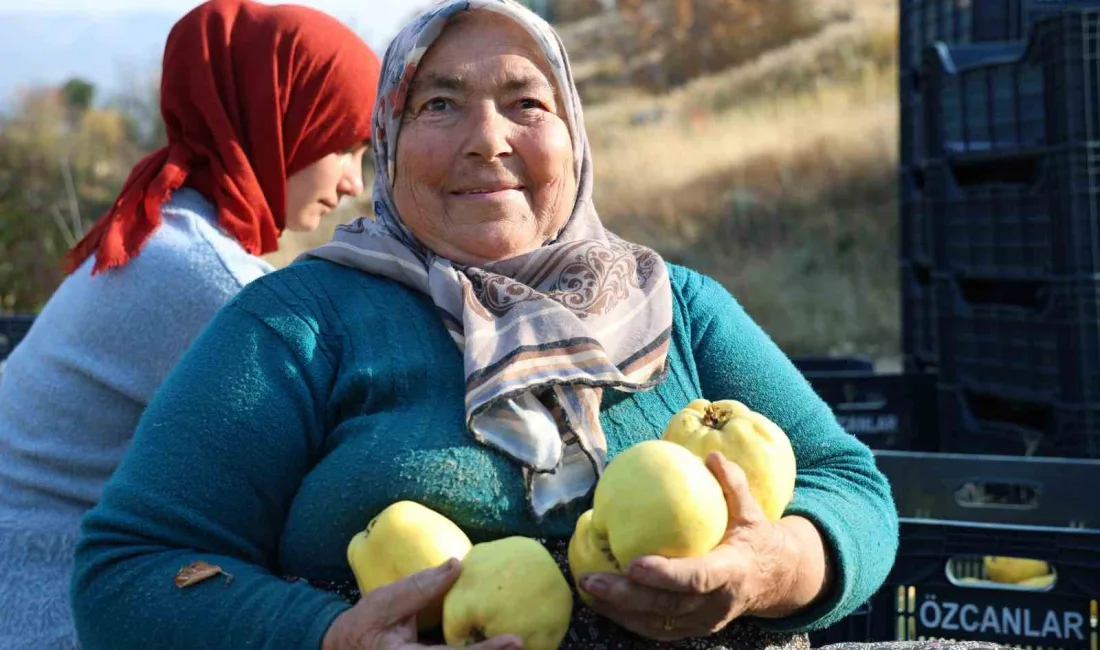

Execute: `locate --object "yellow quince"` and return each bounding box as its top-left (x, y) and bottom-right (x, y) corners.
top-left (346, 500), bottom-right (472, 631)
top-left (567, 509), bottom-right (621, 607)
top-left (443, 536), bottom-right (573, 650)
top-left (567, 440), bottom-right (728, 606)
top-left (662, 399), bottom-right (796, 521)
top-left (1015, 573), bottom-right (1056, 589)
top-left (983, 555), bottom-right (1051, 585)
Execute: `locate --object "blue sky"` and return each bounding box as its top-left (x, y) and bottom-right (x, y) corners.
top-left (0, 0), bottom-right (437, 44)
top-left (0, 0), bottom-right (437, 104)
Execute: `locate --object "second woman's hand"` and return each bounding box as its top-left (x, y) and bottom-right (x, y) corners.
top-left (322, 559), bottom-right (524, 650)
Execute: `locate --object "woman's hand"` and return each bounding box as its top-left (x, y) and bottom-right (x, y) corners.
top-left (577, 452), bottom-right (832, 642)
top-left (322, 559), bottom-right (524, 650)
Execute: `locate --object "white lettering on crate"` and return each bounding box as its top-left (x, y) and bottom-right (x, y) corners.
top-left (918, 598), bottom-right (1086, 641)
top-left (836, 413), bottom-right (899, 435)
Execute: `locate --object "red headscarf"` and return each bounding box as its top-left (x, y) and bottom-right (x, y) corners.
top-left (64, 0), bottom-right (381, 275)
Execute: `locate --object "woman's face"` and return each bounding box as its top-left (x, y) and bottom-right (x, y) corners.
top-left (392, 11), bottom-right (576, 265)
top-left (285, 145), bottom-right (368, 232)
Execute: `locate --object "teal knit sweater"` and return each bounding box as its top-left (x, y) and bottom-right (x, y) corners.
top-left (71, 259), bottom-right (898, 650)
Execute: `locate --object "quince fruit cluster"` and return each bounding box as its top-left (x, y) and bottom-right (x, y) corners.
top-left (568, 398), bottom-right (797, 608)
top-left (347, 501), bottom-right (573, 650)
top-left (343, 398), bottom-right (797, 649)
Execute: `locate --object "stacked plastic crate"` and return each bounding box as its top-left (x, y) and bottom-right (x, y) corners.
top-left (807, 5), bottom-right (1100, 645)
top-left (901, 0), bottom-right (1100, 459)
top-left (809, 449), bottom-right (1100, 647)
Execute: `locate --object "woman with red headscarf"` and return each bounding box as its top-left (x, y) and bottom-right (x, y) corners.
top-left (0, 1), bottom-right (380, 647)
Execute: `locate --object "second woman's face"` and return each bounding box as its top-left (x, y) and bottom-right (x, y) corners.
top-left (392, 11), bottom-right (576, 266)
top-left (285, 145), bottom-right (368, 232)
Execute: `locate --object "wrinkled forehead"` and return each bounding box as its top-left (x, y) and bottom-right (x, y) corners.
top-left (415, 11), bottom-right (560, 98)
top-left (394, 4), bottom-right (568, 103)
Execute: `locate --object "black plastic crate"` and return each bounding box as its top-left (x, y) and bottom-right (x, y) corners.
top-left (900, 0), bottom-right (1100, 73)
top-left (0, 315), bottom-right (33, 362)
top-left (901, 71), bottom-right (927, 167)
top-left (872, 520), bottom-right (1100, 646)
top-left (925, 40), bottom-right (1044, 158)
top-left (902, 263), bottom-right (939, 368)
top-left (810, 451), bottom-right (1100, 646)
top-left (900, 166), bottom-right (933, 266)
top-left (1042, 8), bottom-right (1100, 148)
top-left (925, 10), bottom-right (1100, 159)
top-left (790, 355), bottom-right (875, 375)
top-left (927, 154), bottom-right (1053, 278)
top-left (799, 370), bottom-right (939, 451)
top-left (938, 385), bottom-right (1100, 457)
top-left (876, 450), bottom-right (1100, 526)
top-left (1049, 143), bottom-right (1100, 275)
top-left (936, 274), bottom-right (1100, 404)
top-left (927, 144), bottom-right (1100, 278)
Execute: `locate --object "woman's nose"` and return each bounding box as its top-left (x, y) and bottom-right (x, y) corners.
top-left (338, 165), bottom-right (364, 198)
top-left (462, 102), bottom-right (513, 162)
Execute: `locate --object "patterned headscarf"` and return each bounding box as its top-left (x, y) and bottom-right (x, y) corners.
top-left (300, 0), bottom-right (673, 518)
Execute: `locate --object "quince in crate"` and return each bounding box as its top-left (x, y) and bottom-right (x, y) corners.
top-left (983, 555), bottom-right (1052, 585)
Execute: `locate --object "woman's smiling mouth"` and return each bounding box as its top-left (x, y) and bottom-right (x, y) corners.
top-left (451, 185), bottom-right (526, 199)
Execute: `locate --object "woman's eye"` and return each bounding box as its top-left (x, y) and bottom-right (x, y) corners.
top-left (424, 98), bottom-right (452, 112)
top-left (517, 98), bottom-right (545, 111)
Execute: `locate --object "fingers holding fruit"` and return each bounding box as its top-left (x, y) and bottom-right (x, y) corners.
top-left (585, 473), bottom-right (789, 642)
top-left (704, 451), bottom-right (772, 535)
top-left (624, 453), bottom-right (778, 599)
top-left (567, 441), bottom-right (728, 591)
top-left (618, 438), bottom-right (799, 625)
top-left (566, 440), bottom-right (730, 641)
top-left (623, 515), bottom-right (794, 627)
top-left (579, 571), bottom-right (708, 617)
top-left (576, 570), bottom-right (718, 642)
top-left (346, 501), bottom-right (473, 631)
top-left (568, 398), bottom-right (801, 641)
top-left (341, 501), bottom-right (566, 650)
top-left (322, 560), bottom-right (524, 650)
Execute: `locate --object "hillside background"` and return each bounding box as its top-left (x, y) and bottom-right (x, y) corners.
top-left (1, 0), bottom-right (901, 362)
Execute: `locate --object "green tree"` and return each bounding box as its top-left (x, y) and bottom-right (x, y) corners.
top-left (62, 77), bottom-right (96, 112)
top-left (0, 86), bottom-right (150, 313)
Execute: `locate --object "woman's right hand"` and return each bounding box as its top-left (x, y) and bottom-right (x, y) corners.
top-left (322, 558), bottom-right (524, 650)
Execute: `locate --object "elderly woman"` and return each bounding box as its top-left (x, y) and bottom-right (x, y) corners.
top-left (71, 1), bottom-right (899, 649)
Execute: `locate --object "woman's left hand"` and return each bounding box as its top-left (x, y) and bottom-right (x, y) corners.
top-left (576, 452), bottom-right (809, 642)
